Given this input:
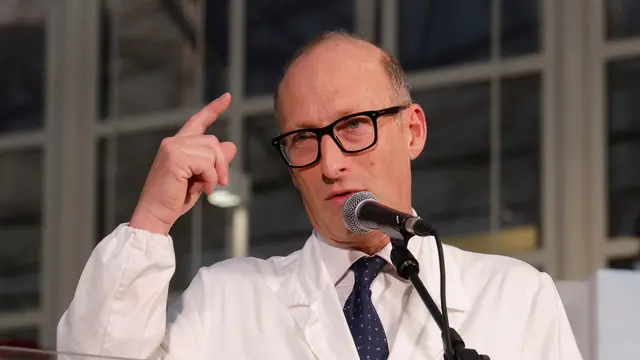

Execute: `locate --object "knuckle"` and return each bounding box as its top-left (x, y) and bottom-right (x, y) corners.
top-left (159, 137), bottom-right (174, 150)
top-left (206, 134), bottom-right (220, 145)
top-left (159, 138), bottom-right (182, 164)
top-left (159, 138), bottom-right (178, 159)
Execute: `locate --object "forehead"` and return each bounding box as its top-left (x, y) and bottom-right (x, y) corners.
top-left (276, 41), bottom-right (393, 131)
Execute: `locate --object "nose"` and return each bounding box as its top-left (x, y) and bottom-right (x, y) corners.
top-left (318, 135), bottom-right (347, 179)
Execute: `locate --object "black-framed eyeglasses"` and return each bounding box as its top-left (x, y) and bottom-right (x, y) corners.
top-left (271, 105), bottom-right (408, 169)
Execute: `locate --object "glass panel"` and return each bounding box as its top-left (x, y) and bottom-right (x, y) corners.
top-left (374, 0), bottom-right (382, 46)
top-left (0, 0), bottom-right (45, 134)
top-left (98, 129), bottom-right (192, 291)
top-left (101, 0), bottom-right (217, 118)
top-left (606, 0), bottom-right (640, 40)
top-left (500, 0), bottom-right (540, 57)
top-left (250, 186), bottom-right (310, 253)
top-left (0, 326), bottom-right (38, 349)
top-left (0, 149), bottom-right (41, 313)
top-left (607, 58), bottom-right (640, 238)
top-left (245, 114), bottom-right (310, 257)
top-left (245, 0), bottom-right (355, 96)
top-left (500, 74), bottom-right (541, 248)
top-left (245, 114), bottom-right (289, 187)
top-left (411, 82), bottom-right (491, 239)
top-left (201, 203), bottom-right (228, 266)
top-left (204, 0), bottom-right (230, 102)
top-left (398, 0), bottom-right (491, 71)
top-left (609, 255), bottom-right (640, 270)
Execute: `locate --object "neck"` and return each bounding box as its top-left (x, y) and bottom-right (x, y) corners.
top-left (327, 231), bottom-right (390, 255)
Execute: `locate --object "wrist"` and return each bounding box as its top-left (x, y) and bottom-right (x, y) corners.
top-left (129, 206), bottom-right (173, 235)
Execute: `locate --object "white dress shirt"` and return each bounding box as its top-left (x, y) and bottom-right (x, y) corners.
top-left (319, 237), bottom-right (412, 350)
top-left (57, 222), bottom-right (583, 360)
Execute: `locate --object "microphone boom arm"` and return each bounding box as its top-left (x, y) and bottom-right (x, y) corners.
top-left (340, 192), bottom-right (490, 359)
top-left (386, 227), bottom-right (490, 360)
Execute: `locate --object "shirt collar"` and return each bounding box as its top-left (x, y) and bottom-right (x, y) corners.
top-left (314, 232), bottom-right (390, 286)
top-left (313, 208), bottom-right (423, 286)
top-left (291, 208), bottom-right (469, 313)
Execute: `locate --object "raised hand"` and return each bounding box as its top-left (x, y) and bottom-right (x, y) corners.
top-left (129, 93), bottom-right (237, 235)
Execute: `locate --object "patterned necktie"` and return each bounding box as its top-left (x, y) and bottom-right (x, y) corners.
top-left (343, 255), bottom-right (389, 360)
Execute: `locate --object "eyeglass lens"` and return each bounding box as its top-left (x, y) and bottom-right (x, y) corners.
top-left (279, 115), bottom-right (376, 167)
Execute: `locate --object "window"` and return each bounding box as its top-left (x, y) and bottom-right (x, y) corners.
top-left (607, 58), bottom-right (640, 238)
top-left (606, 0), bottom-right (640, 40)
top-left (0, 0), bottom-right (45, 134)
top-left (245, 0), bottom-right (355, 96)
top-left (500, 0), bottom-right (541, 57)
top-left (412, 81), bottom-right (492, 237)
top-left (608, 255), bottom-right (640, 270)
top-left (500, 74), bottom-right (541, 238)
top-left (410, 73), bottom-right (541, 253)
top-left (0, 149), bottom-right (42, 313)
top-left (398, 0), bottom-right (540, 71)
top-left (100, 0), bottom-right (229, 118)
top-left (245, 113), bottom-right (310, 257)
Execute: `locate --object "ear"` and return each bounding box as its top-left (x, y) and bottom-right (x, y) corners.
top-left (404, 104), bottom-right (427, 160)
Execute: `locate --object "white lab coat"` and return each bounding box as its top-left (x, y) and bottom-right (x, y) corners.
top-left (57, 223), bottom-right (583, 360)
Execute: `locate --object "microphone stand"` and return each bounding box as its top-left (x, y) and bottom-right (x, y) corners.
top-left (386, 227), bottom-right (490, 360)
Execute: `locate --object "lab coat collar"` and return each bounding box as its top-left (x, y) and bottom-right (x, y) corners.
top-left (285, 227), bottom-right (469, 313)
top-left (282, 231), bottom-right (361, 360)
top-left (281, 213), bottom-right (470, 360)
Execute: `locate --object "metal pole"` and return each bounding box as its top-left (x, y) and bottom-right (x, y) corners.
top-left (42, 0), bottom-right (100, 347)
top-left (226, 0), bottom-right (249, 258)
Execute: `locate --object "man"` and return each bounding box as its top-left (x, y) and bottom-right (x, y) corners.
top-left (57, 31), bottom-right (582, 360)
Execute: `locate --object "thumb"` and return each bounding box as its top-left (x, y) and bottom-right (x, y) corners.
top-left (219, 141), bottom-right (237, 162)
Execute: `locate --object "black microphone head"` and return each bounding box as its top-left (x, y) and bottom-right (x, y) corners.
top-left (342, 191), bottom-right (377, 233)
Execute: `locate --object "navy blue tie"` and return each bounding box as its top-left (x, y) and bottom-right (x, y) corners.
top-left (343, 256), bottom-right (389, 360)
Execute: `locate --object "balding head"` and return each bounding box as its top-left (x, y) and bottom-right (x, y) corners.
top-left (274, 31), bottom-right (412, 125)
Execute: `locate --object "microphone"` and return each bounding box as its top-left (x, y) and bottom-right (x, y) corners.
top-left (341, 192), bottom-right (491, 360)
top-left (341, 191), bottom-right (433, 239)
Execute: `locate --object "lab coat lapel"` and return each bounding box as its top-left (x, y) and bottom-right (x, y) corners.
top-left (388, 236), bottom-right (470, 360)
top-left (283, 235), bottom-right (359, 360)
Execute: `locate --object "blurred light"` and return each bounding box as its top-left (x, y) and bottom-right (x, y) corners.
top-left (205, 166), bottom-right (250, 208)
top-left (207, 188), bottom-right (242, 208)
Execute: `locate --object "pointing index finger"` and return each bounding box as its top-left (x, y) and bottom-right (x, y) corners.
top-left (177, 93), bottom-right (231, 136)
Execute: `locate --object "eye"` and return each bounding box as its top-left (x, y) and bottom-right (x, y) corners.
top-left (292, 132), bottom-right (314, 143)
top-left (338, 116), bottom-right (370, 131)
top-left (347, 119), bottom-right (360, 128)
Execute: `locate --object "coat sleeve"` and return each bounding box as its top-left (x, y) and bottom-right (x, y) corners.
top-left (56, 223), bottom-right (206, 360)
top-left (520, 272), bottom-right (584, 360)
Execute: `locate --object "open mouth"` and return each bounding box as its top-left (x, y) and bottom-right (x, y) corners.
top-left (332, 191), bottom-right (354, 198)
top-left (327, 191), bottom-right (359, 204)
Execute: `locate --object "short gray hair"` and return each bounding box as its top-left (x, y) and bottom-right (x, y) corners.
top-left (273, 30), bottom-right (412, 121)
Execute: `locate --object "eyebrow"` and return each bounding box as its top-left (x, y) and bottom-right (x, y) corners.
top-left (286, 120), bottom-right (322, 131)
top-left (286, 108), bottom-right (362, 132)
